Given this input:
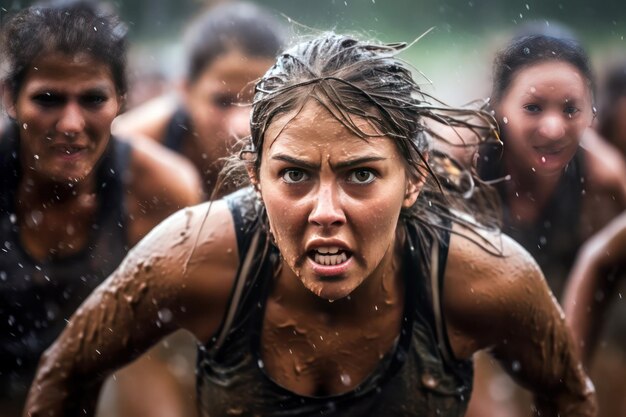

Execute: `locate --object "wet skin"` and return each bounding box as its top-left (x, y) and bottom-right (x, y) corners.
top-left (23, 103), bottom-right (596, 416)
top-left (183, 51), bottom-right (275, 195)
top-left (257, 100), bottom-right (420, 301)
top-left (7, 53), bottom-right (122, 184)
top-left (497, 61), bottom-right (594, 180)
top-left (256, 100), bottom-right (420, 395)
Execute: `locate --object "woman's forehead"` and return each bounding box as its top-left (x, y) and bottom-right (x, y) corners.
top-left (263, 99), bottom-right (386, 152)
top-left (262, 115), bottom-right (400, 168)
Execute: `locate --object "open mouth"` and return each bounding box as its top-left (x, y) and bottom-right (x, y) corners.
top-left (309, 246), bottom-right (352, 266)
top-left (534, 145), bottom-right (567, 155)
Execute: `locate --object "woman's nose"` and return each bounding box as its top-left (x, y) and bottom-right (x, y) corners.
top-left (56, 103), bottom-right (85, 137)
top-left (308, 184), bottom-right (346, 228)
top-left (538, 114), bottom-right (566, 141)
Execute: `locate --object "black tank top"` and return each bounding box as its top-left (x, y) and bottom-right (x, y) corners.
top-left (0, 125), bottom-right (131, 397)
top-left (196, 188), bottom-right (473, 417)
top-left (479, 145), bottom-right (585, 296)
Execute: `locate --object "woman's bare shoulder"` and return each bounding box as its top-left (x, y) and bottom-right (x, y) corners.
top-left (121, 200), bottom-right (240, 341)
top-left (112, 94), bottom-right (179, 142)
top-left (582, 130), bottom-right (626, 192)
top-left (443, 223), bottom-right (550, 357)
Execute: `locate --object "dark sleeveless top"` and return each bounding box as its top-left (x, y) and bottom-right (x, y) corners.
top-left (163, 107), bottom-right (192, 153)
top-left (0, 124), bottom-right (132, 398)
top-left (196, 188), bottom-right (473, 417)
top-left (479, 145), bottom-right (586, 296)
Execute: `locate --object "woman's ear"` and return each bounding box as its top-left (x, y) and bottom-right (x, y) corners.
top-left (402, 157), bottom-right (429, 208)
top-left (246, 164), bottom-right (260, 190)
top-left (402, 175), bottom-right (423, 208)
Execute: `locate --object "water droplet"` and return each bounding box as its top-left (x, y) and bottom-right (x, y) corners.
top-left (525, 3), bottom-right (530, 9)
top-left (541, 156), bottom-right (546, 163)
top-left (531, 167), bottom-right (536, 172)
top-left (511, 360), bottom-right (521, 372)
top-left (502, 117), bottom-right (508, 124)
top-left (257, 359), bottom-right (264, 368)
top-left (158, 308), bottom-right (173, 323)
top-left (22, 123), bottom-right (28, 130)
top-left (422, 373), bottom-right (438, 388)
top-left (523, 47), bottom-right (530, 55)
top-left (340, 373), bottom-right (351, 385)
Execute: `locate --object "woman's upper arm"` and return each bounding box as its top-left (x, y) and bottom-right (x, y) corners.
top-left (24, 201), bottom-right (238, 415)
top-left (444, 228), bottom-right (596, 416)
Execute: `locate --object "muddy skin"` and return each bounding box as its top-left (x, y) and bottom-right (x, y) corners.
top-left (23, 202), bottom-right (239, 416)
top-left (445, 223), bottom-right (596, 416)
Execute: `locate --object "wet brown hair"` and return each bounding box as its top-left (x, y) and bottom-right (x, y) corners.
top-left (491, 34), bottom-right (594, 105)
top-left (0, 0), bottom-right (128, 98)
top-left (215, 33), bottom-right (502, 252)
top-left (183, 2), bottom-right (285, 84)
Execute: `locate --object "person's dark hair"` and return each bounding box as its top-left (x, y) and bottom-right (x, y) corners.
top-left (598, 62), bottom-right (626, 142)
top-left (0, 0), bottom-right (128, 98)
top-left (216, 33), bottom-right (502, 252)
top-left (183, 2), bottom-right (286, 84)
top-left (491, 34), bottom-right (594, 104)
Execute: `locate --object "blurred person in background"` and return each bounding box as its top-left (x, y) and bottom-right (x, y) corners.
top-left (113, 1), bottom-right (286, 198)
top-left (463, 33), bottom-right (626, 417)
top-left (594, 61), bottom-right (626, 161)
top-left (0, 1), bottom-right (202, 415)
top-left (562, 60), bottom-right (626, 417)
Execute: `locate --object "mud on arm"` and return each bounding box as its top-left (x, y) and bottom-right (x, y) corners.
top-left (445, 231), bottom-right (597, 417)
top-left (23, 203), bottom-right (234, 417)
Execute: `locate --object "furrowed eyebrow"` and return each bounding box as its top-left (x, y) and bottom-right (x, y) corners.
top-left (333, 156), bottom-right (387, 170)
top-left (271, 154), bottom-right (320, 170)
top-left (271, 154), bottom-right (388, 171)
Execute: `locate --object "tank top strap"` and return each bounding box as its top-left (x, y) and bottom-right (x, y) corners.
top-left (205, 188), bottom-right (271, 357)
top-left (405, 215), bottom-right (469, 373)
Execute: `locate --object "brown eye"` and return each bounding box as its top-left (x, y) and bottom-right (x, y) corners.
top-left (347, 169), bottom-right (376, 184)
top-left (281, 169), bottom-right (308, 184)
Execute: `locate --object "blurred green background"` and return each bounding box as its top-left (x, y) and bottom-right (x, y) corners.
top-left (2, 0), bottom-right (625, 103)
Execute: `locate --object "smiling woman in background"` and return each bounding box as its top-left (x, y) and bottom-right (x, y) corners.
top-left (0, 1), bottom-right (201, 414)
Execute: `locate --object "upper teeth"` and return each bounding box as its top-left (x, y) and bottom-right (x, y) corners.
top-left (316, 246), bottom-right (340, 254)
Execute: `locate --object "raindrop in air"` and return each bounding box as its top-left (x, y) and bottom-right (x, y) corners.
top-left (340, 373), bottom-right (351, 386)
top-left (541, 156), bottom-right (546, 163)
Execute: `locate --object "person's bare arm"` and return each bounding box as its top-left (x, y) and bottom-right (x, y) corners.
top-left (24, 201), bottom-right (238, 417)
top-left (444, 225), bottom-right (596, 416)
top-left (563, 212), bottom-right (626, 364)
top-left (125, 134), bottom-right (204, 245)
top-left (112, 94), bottom-right (178, 143)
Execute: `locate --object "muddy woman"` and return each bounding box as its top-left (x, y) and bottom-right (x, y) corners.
top-left (25, 33), bottom-right (595, 416)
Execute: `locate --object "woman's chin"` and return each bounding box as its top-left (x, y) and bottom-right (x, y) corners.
top-left (303, 279), bottom-right (357, 303)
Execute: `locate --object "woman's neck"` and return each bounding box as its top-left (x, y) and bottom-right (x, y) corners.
top-left (16, 168), bottom-right (99, 218)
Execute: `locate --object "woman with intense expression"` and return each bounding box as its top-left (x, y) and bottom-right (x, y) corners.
top-left (24, 34), bottom-right (595, 417)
